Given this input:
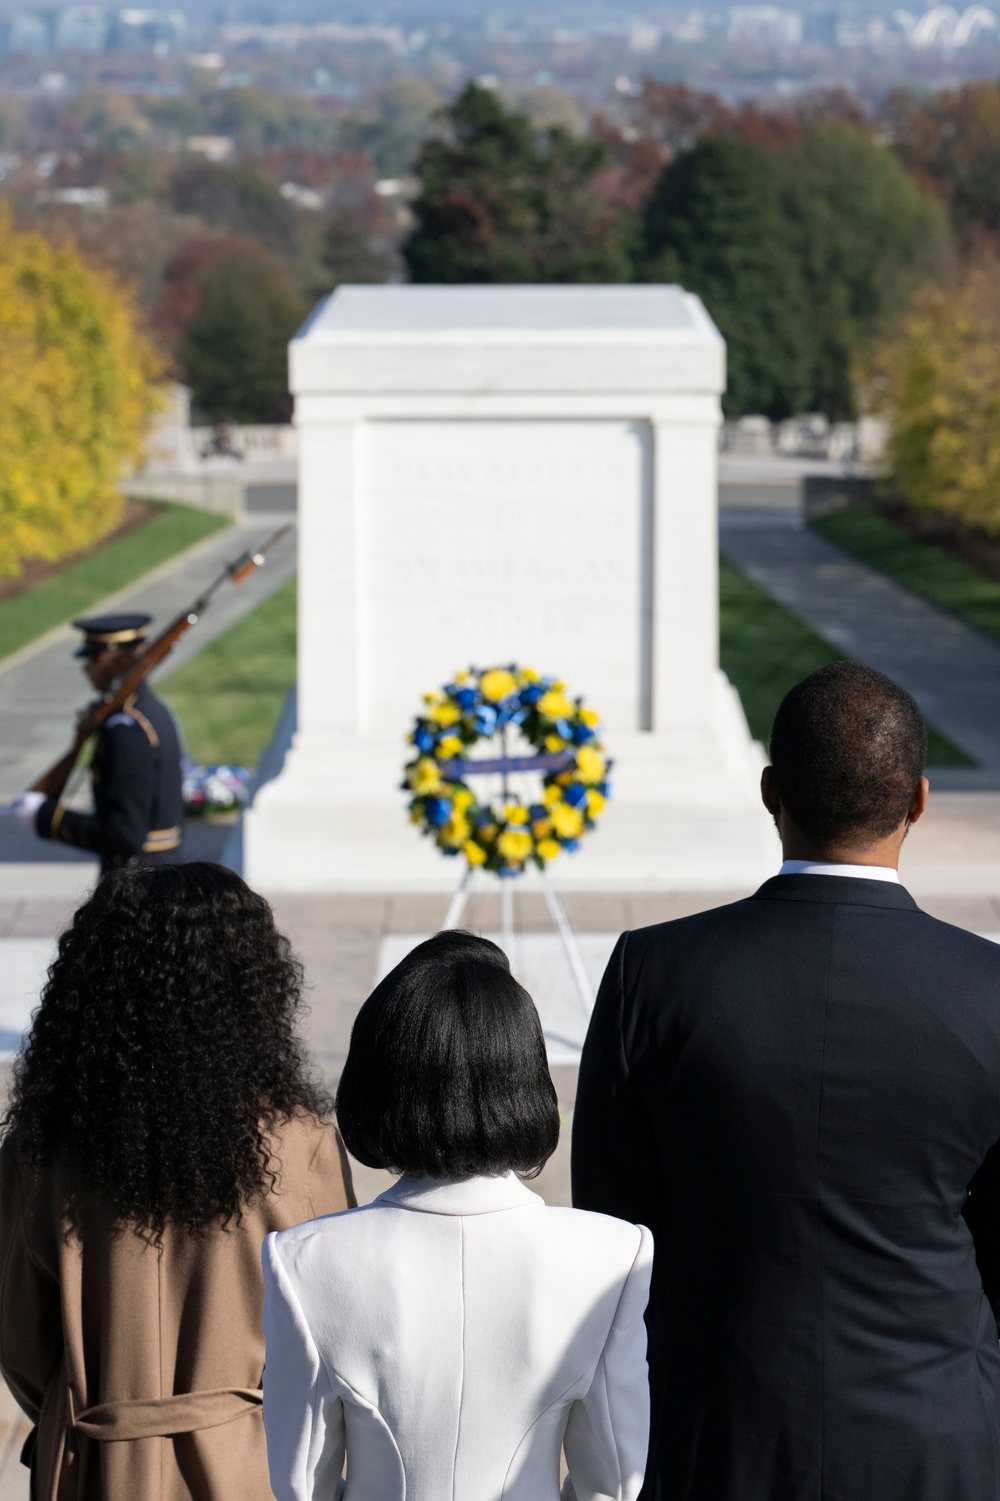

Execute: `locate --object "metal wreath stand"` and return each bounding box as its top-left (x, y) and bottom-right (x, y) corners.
top-left (438, 730), bottom-right (595, 1015)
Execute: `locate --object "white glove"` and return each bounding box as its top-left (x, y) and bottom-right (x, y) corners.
top-left (12, 791), bottom-right (45, 827)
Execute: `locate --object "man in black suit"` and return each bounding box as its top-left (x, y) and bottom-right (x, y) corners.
top-left (573, 662), bottom-right (1000, 1501)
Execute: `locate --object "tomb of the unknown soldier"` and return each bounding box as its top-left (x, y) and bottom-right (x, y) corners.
top-left (243, 283), bottom-right (774, 892)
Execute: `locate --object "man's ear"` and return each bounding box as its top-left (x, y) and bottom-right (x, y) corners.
top-left (760, 765), bottom-right (781, 817)
top-left (907, 775), bottom-right (930, 827)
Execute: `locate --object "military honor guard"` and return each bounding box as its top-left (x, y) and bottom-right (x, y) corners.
top-left (13, 613), bottom-right (184, 872)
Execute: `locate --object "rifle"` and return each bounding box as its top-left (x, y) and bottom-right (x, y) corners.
top-left (30, 523), bottom-right (292, 803)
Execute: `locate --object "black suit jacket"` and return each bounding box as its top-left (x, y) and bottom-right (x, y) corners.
top-left (572, 875), bottom-right (1000, 1501)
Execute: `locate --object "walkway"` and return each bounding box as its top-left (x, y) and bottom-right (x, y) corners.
top-left (0, 523), bottom-right (296, 800)
top-left (719, 518), bottom-right (1000, 783)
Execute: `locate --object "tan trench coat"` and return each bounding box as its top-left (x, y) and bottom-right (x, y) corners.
top-left (0, 1113), bottom-right (354, 1501)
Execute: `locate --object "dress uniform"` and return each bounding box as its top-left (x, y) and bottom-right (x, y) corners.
top-left (33, 614), bottom-right (184, 872)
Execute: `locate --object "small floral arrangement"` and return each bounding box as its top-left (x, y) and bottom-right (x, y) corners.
top-left (182, 762), bottom-right (252, 817)
top-left (403, 665), bottom-right (611, 877)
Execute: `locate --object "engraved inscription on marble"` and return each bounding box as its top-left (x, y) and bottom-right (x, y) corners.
top-left (359, 420), bottom-right (651, 733)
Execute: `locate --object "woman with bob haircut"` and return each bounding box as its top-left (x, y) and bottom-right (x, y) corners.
top-left (0, 861), bottom-right (353, 1501)
top-left (262, 929), bottom-right (652, 1501)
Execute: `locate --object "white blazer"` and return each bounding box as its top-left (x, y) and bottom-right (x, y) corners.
top-left (262, 1172), bottom-right (653, 1501)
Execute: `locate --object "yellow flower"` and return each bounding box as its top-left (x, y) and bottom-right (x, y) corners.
top-left (429, 701), bottom-right (461, 727)
top-left (423, 692), bottom-right (441, 706)
top-left (550, 803), bottom-right (584, 839)
top-left (543, 785), bottom-right (562, 808)
top-left (537, 837), bottom-right (561, 861)
top-left (453, 788), bottom-right (474, 812)
top-left (531, 816), bottom-right (553, 837)
top-left (409, 758), bottom-right (442, 794)
top-left (409, 809), bottom-right (423, 824)
top-left (539, 689), bottom-right (573, 720)
top-left (455, 670), bottom-right (470, 684)
top-left (438, 734), bottom-right (463, 759)
top-left (580, 707), bottom-right (600, 728)
top-left (480, 822), bottom-right (498, 841)
top-left (519, 667), bottom-right (540, 683)
top-left (576, 746), bottom-right (606, 784)
top-left (481, 668), bottom-right (517, 702)
top-left (586, 789), bottom-right (606, 817)
top-left (506, 804), bottom-right (529, 825)
top-left (440, 813), bottom-right (470, 847)
top-left (464, 839), bottom-right (487, 866)
top-left (498, 829), bottom-right (533, 863)
top-left (544, 733), bottom-right (566, 753)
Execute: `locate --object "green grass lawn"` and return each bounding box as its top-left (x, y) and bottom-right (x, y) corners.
top-left (159, 577), bottom-right (296, 766)
top-left (719, 555), bottom-right (974, 767)
top-left (813, 506), bottom-right (1000, 645)
top-left (0, 501), bottom-right (229, 662)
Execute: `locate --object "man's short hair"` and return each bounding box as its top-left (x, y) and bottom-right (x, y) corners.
top-left (769, 663), bottom-right (926, 848)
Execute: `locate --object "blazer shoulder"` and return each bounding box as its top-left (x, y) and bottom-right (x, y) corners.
top-left (910, 906), bottom-right (1000, 963)
top-left (625, 895), bottom-right (757, 956)
top-left (539, 1204), bottom-right (650, 1266)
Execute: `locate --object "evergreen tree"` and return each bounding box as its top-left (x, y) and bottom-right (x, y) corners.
top-left (641, 137), bottom-right (814, 417)
top-left (181, 243), bottom-right (305, 424)
top-left (641, 129), bottom-right (947, 418)
top-left (405, 83), bottom-right (630, 284)
top-left (782, 125), bottom-right (947, 416)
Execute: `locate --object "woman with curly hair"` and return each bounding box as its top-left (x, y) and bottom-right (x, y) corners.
top-left (0, 861), bottom-right (353, 1501)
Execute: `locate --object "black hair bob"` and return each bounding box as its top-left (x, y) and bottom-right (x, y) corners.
top-left (336, 930), bottom-right (559, 1180)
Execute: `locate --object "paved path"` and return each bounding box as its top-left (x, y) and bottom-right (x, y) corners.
top-left (0, 523), bottom-right (296, 799)
top-left (720, 519), bottom-right (1000, 782)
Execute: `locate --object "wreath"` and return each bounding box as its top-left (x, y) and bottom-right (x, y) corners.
top-left (403, 665), bottom-right (610, 877)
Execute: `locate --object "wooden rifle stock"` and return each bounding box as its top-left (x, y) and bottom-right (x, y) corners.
top-left (29, 524), bottom-right (291, 802)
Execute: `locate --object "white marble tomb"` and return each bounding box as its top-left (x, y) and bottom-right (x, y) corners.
top-left (243, 285), bottom-right (775, 890)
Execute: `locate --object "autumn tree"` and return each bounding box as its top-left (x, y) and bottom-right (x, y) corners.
top-left (180, 242), bottom-right (305, 424)
top-left (871, 260), bottom-right (1000, 534)
top-left (168, 161), bottom-right (298, 256)
top-left (404, 83), bottom-right (631, 284)
top-left (887, 82), bottom-right (1000, 236)
top-left (0, 204), bottom-right (160, 576)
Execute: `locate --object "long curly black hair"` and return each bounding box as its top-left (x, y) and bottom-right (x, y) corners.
top-left (2, 861), bottom-right (330, 1236)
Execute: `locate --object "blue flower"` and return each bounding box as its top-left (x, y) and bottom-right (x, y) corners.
top-left (425, 796), bottom-right (451, 827)
top-left (528, 803), bottom-right (547, 821)
top-left (555, 718), bottom-right (574, 740)
top-left (498, 865), bottom-right (519, 879)
top-left (413, 725), bottom-right (435, 753)
top-left (561, 838), bottom-right (580, 853)
top-left (520, 683), bottom-right (543, 704)
top-left (562, 782), bottom-right (587, 808)
top-left (572, 723), bottom-right (595, 744)
top-left (472, 705), bottom-right (498, 735)
top-left (597, 780), bottom-right (610, 797)
top-left (455, 687), bottom-right (477, 710)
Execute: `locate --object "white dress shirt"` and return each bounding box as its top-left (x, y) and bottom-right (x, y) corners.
top-left (779, 860), bottom-right (900, 883)
top-left (262, 1172), bottom-right (653, 1501)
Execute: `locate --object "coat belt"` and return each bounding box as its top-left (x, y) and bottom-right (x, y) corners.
top-left (68, 1386), bottom-right (262, 1441)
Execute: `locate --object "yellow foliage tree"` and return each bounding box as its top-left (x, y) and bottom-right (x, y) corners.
top-left (0, 202), bottom-right (161, 576)
top-left (872, 261), bottom-right (1000, 534)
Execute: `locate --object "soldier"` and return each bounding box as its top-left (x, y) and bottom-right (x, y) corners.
top-left (13, 613), bottom-right (184, 872)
